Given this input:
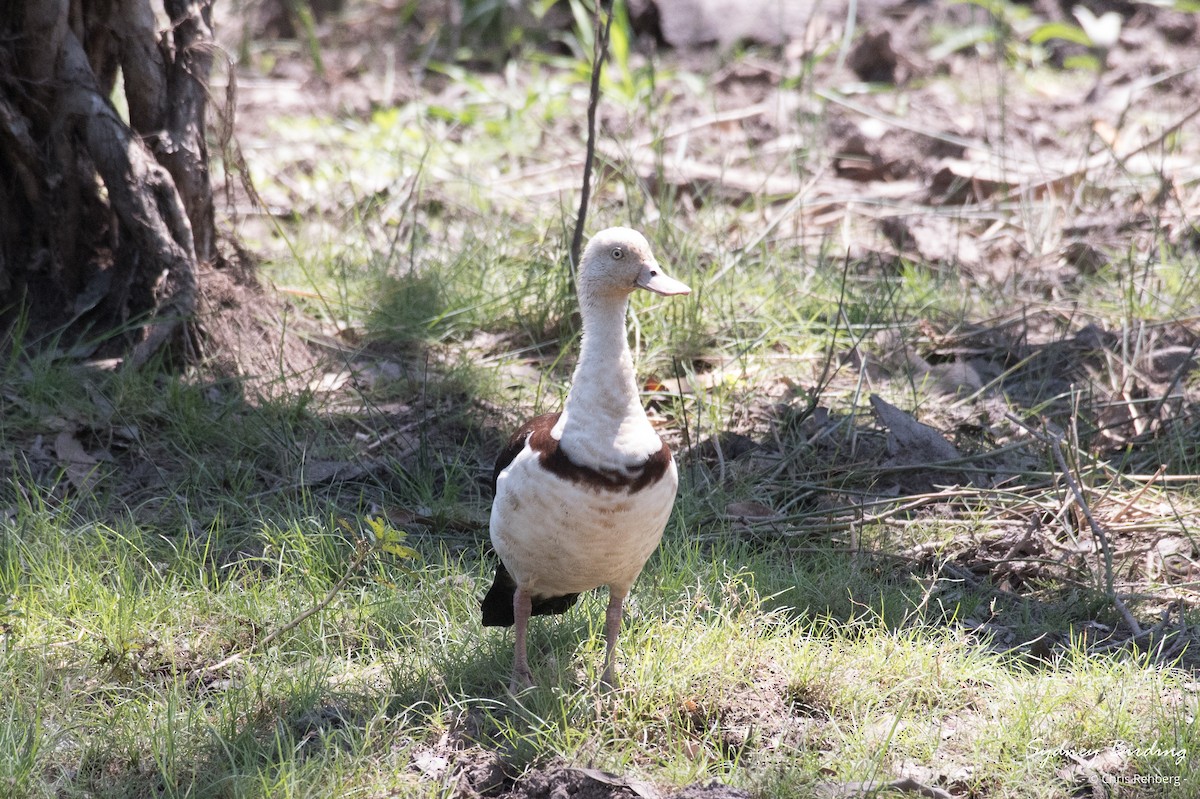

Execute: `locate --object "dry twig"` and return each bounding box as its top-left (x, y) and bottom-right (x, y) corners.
top-left (1005, 413), bottom-right (1144, 637)
top-left (568, 2), bottom-right (614, 274)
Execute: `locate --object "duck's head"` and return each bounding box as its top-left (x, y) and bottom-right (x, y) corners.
top-left (578, 227), bottom-right (691, 300)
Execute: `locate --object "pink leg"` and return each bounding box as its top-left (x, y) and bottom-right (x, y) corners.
top-left (600, 589), bottom-right (627, 688)
top-left (510, 588), bottom-right (534, 691)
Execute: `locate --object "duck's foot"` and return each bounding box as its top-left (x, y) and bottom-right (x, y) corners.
top-left (598, 666), bottom-right (621, 691)
top-left (508, 666), bottom-right (535, 694)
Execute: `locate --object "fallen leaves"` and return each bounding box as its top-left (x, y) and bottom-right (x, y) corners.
top-left (53, 429), bottom-right (109, 493)
top-left (867, 394), bottom-right (966, 495)
top-left (723, 500), bottom-right (776, 522)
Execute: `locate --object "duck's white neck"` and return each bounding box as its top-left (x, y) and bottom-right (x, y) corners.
top-left (552, 292), bottom-right (660, 465)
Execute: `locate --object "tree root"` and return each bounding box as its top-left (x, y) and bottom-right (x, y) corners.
top-left (1, 0), bottom-right (217, 368)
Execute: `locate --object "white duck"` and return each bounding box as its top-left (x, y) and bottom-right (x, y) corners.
top-left (481, 227), bottom-right (690, 689)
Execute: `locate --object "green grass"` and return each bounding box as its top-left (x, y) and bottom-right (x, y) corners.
top-left (2, 481), bottom-right (1197, 797)
top-left (7, 10), bottom-right (1200, 797)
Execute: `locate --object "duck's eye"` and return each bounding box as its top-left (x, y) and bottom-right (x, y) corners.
top-left (611, 247), bottom-right (624, 259)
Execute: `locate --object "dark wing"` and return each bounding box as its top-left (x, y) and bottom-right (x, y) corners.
top-left (491, 412), bottom-right (562, 494)
top-left (482, 412), bottom-right (580, 625)
top-left (480, 560), bottom-right (581, 627)
top-left (481, 560), bottom-right (518, 626)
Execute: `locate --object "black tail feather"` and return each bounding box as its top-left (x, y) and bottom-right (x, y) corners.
top-left (481, 561), bottom-right (518, 626)
top-left (481, 560), bottom-right (582, 627)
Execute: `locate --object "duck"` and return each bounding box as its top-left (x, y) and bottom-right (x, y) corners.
top-left (480, 227), bottom-right (691, 690)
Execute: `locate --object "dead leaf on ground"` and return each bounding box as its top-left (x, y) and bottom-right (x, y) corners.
top-left (54, 430), bottom-right (107, 492)
top-left (879, 215), bottom-right (982, 269)
top-left (724, 501), bottom-right (776, 521)
top-left (869, 395), bottom-right (961, 464)
top-left (411, 749), bottom-right (449, 779)
top-left (309, 370), bottom-right (352, 393)
top-left (869, 394), bottom-right (966, 493)
top-left (571, 767), bottom-right (662, 799)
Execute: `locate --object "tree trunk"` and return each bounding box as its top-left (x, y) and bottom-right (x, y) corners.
top-left (0, 0), bottom-right (218, 366)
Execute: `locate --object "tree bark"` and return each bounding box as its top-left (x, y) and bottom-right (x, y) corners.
top-left (0, 0), bottom-right (218, 365)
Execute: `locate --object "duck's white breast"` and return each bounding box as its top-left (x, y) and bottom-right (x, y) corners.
top-left (490, 443), bottom-right (678, 598)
